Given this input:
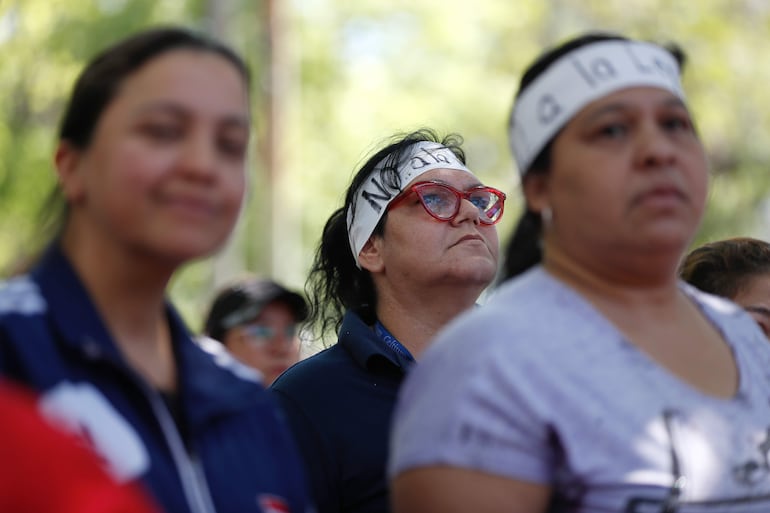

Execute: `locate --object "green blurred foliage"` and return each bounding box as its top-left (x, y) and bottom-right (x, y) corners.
top-left (2, 0), bottom-right (770, 330)
top-left (0, 0), bottom-right (198, 269)
top-left (286, 0), bottom-right (770, 276)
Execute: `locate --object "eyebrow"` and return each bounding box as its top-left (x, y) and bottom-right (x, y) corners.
top-left (425, 178), bottom-right (485, 190)
top-left (583, 96), bottom-right (689, 123)
top-left (745, 305), bottom-right (770, 318)
top-left (136, 101), bottom-right (251, 129)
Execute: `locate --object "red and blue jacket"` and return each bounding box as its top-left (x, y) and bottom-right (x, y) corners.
top-left (0, 244), bottom-right (314, 513)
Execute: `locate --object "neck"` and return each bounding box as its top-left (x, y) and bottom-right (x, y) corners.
top-left (543, 243), bottom-right (682, 308)
top-left (374, 285), bottom-right (482, 360)
top-left (62, 229), bottom-right (173, 320)
top-left (60, 226), bottom-right (178, 391)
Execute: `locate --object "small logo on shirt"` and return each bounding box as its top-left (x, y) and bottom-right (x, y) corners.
top-left (258, 494), bottom-right (290, 513)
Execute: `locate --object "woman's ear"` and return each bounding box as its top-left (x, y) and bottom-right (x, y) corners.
top-left (358, 236), bottom-right (385, 273)
top-left (54, 141), bottom-right (86, 204)
top-left (522, 173), bottom-right (550, 213)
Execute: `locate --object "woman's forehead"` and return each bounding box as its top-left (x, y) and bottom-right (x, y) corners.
top-left (571, 86), bottom-right (686, 122)
top-left (406, 168), bottom-right (482, 188)
top-left (113, 50), bottom-right (249, 114)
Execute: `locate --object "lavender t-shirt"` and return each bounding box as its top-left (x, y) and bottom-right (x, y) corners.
top-left (389, 267), bottom-right (770, 512)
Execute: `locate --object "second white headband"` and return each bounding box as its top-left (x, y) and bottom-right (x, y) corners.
top-left (509, 39), bottom-right (685, 174)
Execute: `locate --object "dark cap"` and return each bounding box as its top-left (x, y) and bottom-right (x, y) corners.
top-left (203, 277), bottom-right (308, 342)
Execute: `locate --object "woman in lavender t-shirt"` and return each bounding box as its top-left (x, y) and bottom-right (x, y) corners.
top-left (389, 31), bottom-right (770, 513)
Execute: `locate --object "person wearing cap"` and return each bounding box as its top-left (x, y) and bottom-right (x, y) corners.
top-left (203, 276), bottom-right (308, 385)
top-left (389, 33), bottom-right (770, 512)
top-left (270, 128), bottom-right (505, 513)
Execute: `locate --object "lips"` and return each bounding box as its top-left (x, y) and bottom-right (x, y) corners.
top-left (453, 234), bottom-right (485, 246)
top-left (164, 195), bottom-right (218, 218)
top-left (633, 182), bottom-right (688, 207)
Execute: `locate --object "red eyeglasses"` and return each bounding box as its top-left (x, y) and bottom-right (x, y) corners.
top-left (387, 180), bottom-right (506, 225)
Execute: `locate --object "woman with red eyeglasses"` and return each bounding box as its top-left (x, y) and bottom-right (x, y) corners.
top-left (270, 128), bottom-right (505, 513)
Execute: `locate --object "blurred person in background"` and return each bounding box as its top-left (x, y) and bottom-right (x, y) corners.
top-left (203, 275), bottom-right (308, 385)
top-left (680, 236), bottom-right (770, 337)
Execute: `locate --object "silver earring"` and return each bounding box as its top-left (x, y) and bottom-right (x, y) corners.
top-left (540, 206), bottom-right (552, 225)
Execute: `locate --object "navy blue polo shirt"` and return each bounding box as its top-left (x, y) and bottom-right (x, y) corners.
top-left (271, 310), bottom-right (413, 513)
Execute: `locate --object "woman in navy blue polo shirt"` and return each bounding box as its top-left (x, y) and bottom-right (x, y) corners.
top-left (271, 128), bottom-right (505, 512)
top-left (0, 26), bottom-right (312, 513)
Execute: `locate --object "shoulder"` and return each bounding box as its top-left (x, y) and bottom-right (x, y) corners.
top-left (682, 281), bottom-right (770, 361)
top-left (272, 309), bottom-right (381, 394)
top-left (271, 344), bottom-right (350, 396)
top-left (0, 276), bottom-right (55, 376)
top-left (425, 268), bottom-right (593, 368)
top-left (681, 280), bottom-right (742, 316)
top-left (0, 275), bottom-right (47, 318)
top-left (193, 335), bottom-right (263, 383)
top-left (681, 281), bottom-right (767, 341)
top-left (395, 270), bottom-right (580, 429)
top-left (392, 269), bottom-right (625, 456)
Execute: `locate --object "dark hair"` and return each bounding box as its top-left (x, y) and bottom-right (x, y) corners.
top-left (37, 26), bottom-right (251, 253)
top-left (679, 237), bottom-right (770, 299)
top-left (305, 128), bottom-right (466, 341)
top-left (60, 26), bottom-right (250, 149)
top-left (501, 32), bottom-right (686, 282)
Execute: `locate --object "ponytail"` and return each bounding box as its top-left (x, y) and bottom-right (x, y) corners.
top-left (499, 209), bottom-right (543, 284)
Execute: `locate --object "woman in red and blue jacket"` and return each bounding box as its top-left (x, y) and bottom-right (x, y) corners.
top-left (0, 26), bottom-right (313, 513)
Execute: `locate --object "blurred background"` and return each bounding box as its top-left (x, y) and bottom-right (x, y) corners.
top-left (2, 0), bottom-right (770, 331)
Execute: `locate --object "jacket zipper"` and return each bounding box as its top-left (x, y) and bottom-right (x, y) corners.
top-left (76, 338), bottom-right (220, 513)
top-left (142, 383), bottom-right (218, 513)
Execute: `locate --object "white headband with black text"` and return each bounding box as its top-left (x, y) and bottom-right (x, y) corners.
top-left (346, 141), bottom-right (472, 266)
top-left (509, 40), bottom-right (685, 174)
